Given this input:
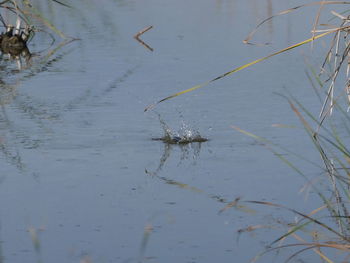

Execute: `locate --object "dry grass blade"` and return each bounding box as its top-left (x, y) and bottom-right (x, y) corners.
top-left (284, 241), bottom-right (350, 263)
top-left (331, 10), bottom-right (348, 20)
top-left (22, 1), bottom-right (66, 38)
top-left (285, 246), bottom-right (327, 263)
top-left (310, 204), bottom-right (329, 217)
top-left (28, 227), bottom-right (41, 254)
top-left (288, 99), bottom-right (315, 135)
top-left (236, 224), bottom-right (272, 243)
top-left (160, 176), bottom-right (203, 193)
top-left (292, 233), bottom-right (336, 263)
top-left (320, 35), bottom-right (350, 119)
top-left (139, 223), bottom-right (153, 262)
top-left (40, 38), bottom-right (78, 64)
top-left (218, 197), bottom-right (241, 214)
top-left (237, 224), bottom-right (271, 235)
top-left (230, 124), bottom-right (324, 175)
top-left (311, 1), bottom-right (326, 44)
top-left (1, 3), bottom-right (30, 27)
top-left (252, 241), bottom-right (350, 263)
top-left (245, 200), bottom-right (349, 242)
top-left (287, 95), bottom-right (350, 233)
top-left (271, 205), bottom-right (328, 248)
top-left (287, 97), bottom-right (339, 176)
top-left (145, 30), bottom-right (337, 112)
top-left (244, 1), bottom-right (350, 45)
top-left (50, 0), bottom-right (71, 8)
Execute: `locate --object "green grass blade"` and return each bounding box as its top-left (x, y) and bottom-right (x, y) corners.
top-left (145, 30), bottom-right (337, 111)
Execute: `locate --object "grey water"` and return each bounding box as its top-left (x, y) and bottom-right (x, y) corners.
top-left (0, 0), bottom-right (343, 262)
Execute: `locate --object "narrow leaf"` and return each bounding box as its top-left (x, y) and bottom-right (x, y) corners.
top-left (145, 30), bottom-right (338, 111)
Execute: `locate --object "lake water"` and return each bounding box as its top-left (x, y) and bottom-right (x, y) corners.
top-left (0, 0), bottom-right (344, 262)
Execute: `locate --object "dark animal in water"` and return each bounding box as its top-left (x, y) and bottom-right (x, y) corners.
top-left (0, 25), bottom-right (31, 56)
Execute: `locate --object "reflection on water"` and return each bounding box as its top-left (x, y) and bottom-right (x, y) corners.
top-left (0, 0), bottom-right (327, 262)
top-left (147, 113), bottom-right (206, 175)
top-left (0, 60), bottom-right (138, 176)
top-left (152, 113), bottom-right (208, 144)
top-left (0, 104), bottom-right (26, 172)
top-left (0, 46), bottom-right (31, 71)
top-left (0, 34), bottom-right (77, 175)
top-left (144, 114), bottom-right (243, 209)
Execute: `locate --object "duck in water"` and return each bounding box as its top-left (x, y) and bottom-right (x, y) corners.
top-left (0, 25), bottom-right (14, 43)
top-left (0, 24), bottom-right (31, 56)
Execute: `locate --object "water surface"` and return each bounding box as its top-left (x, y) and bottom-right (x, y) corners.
top-left (0, 0), bottom-right (338, 262)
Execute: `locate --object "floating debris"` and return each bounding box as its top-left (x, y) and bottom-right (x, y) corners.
top-left (134, 25), bottom-right (153, 51)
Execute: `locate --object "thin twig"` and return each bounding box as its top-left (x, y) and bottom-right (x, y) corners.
top-left (134, 26), bottom-right (154, 52)
top-left (134, 37), bottom-right (153, 52)
top-left (134, 25), bottom-right (153, 38)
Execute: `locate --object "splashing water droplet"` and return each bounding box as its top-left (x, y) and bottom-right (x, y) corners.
top-left (153, 115), bottom-right (208, 144)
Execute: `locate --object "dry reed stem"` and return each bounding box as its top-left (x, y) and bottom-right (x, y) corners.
top-left (134, 25), bottom-right (153, 38)
top-left (134, 26), bottom-right (153, 51)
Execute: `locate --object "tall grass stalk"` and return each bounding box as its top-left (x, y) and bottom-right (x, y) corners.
top-left (222, 3), bottom-right (350, 261)
top-left (145, 2), bottom-right (350, 112)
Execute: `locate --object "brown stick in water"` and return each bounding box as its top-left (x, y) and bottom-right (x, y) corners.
top-left (134, 26), bottom-right (154, 51)
top-left (134, 25), bottom-right (153, 38)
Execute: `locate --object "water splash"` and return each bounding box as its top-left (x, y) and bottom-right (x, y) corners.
top-left (152, 114), bottom-right (208, 144)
